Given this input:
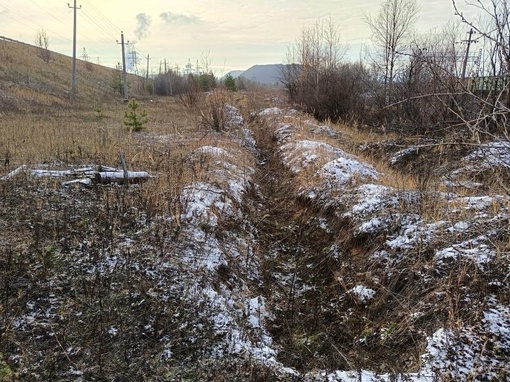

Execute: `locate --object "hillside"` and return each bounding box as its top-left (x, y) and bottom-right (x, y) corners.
top-left (0, 37), bottom-right (148, 112)
top-left (1, 39), bottom-right (510, 381)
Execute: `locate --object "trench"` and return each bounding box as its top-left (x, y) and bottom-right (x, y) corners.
top-left (245, 118), bottom-right (350, 372)
top-left (244, 116), bottom-right (425, 375)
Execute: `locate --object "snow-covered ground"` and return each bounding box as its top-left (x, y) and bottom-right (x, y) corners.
top-left (256, 107), bottom-right (510, 380)
top-left (3, 103), bottom-right (510, 380)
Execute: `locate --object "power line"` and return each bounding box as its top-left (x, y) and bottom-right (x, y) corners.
top-left (83, 0), bottom-right (121, 35)
top-left (28, 0), bottom-right (68, 29)
top-left (80, 9), bottom-right (118, 41)
top-left (0, 2), bottom-right (71, 43)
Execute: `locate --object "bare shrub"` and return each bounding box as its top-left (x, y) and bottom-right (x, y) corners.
top-left (281, 19), bottom-right (370, 122)
top-left (197, 90), bottom-right (231, 132)
top-left (34, 29), bottom-right (51, 63)
top-left (154, 69), bottom-right (188, 96)
top-left (178, 76), bottom-right (202, 109)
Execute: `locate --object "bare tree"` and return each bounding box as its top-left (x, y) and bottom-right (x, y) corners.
top-left (452, 0), bottom-right (510, 107)
top-left (200, 51), bottom-right (214, 75)
top-left (388, 23), bottom-right (466, 132)
top-left (365, 0), bottom-right (419, 104)
top-left (35, 29), bottom-right (51, 63)
top-left (280, 18), bottom-right (368, 122)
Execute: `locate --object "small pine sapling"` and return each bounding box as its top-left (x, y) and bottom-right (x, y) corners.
top-left (124, 99), bottom-right (148, 132)
top-left (94, 103), bottom-right (104, 119)
top-left (223, 73), bottom-right (237, 92)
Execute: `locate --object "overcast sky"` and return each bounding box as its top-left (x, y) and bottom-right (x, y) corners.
top-left (0, 1), bottom-right (479, 75)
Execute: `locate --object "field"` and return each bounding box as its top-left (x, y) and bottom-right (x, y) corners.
top-left (1, 40), bottom-right (510, 381)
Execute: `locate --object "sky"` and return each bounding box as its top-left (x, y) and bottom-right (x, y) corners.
top-left (0, 1), bottom-right (481, 76)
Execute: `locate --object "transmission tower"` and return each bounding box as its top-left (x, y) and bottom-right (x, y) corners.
top-left (129, 46), bottom-right (139, 73)
top-left (81, 47), bottom-right (89, 62)
top-left (185, 59), bottom-right (192, 75)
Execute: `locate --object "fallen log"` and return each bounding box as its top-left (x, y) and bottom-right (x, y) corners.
top-left (94, 171), bottom-right (150, 184)
top-left (1, 165), bottom-right (151, 186)
top-left (0, 165), bottom-right (27, 180)
top-left (32, 167), bottom-right (96, 178)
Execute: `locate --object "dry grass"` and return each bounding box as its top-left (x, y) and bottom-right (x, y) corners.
top-left (1, 68), bottom-right (225, 220)
top-left (2, 38), bottom-right (509, 380)
top-left (0, 38), bottom-right (161, 173)
top-left (0, 39), bottom-right (143, 108)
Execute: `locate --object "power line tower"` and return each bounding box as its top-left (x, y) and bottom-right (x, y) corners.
top-left (68, 1), bottom-right (81, 95)
top-left (117, 31), bottom-right (129, 101)
top-left (129, 45), bottom-right (138, 73)
top-left (185, 59), bottom-right (192, 76)
top-left (81, 47), bottom-right (89, 62)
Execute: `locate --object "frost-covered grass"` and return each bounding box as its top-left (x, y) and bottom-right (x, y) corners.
top-left (255, 107), bottom-right (510, 380)
top-left (1, 96), bottom-right (510, 381)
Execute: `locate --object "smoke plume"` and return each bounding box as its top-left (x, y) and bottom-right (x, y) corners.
top-left (135, 13), bottom-right (152, 39)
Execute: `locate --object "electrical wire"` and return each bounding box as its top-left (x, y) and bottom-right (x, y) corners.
top-left (83, 0), bottom-right (121, 35)
top-left (80, 8), bottom-right (119, 42)
top-left (0, 1), bottom-right (153, 70)
top-left (0, 1), bottom-right (71, 42)
top-left (28, 0), bottom-right (68, 29)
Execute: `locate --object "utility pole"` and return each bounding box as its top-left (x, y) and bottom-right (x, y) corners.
top-left (117, 31), bottom-right (129, 101)
top-left (68, 0), bottom-right (81, 95)
top-left (146, 54), bottom-right (150, 79)
top-left (461, 29), bottom-right (477, 79)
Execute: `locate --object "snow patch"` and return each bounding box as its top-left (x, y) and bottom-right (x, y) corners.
top-left (349, 285), bottom-right (376, 303)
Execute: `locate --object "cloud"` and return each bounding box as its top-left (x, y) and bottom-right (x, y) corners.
top-left (135, 13), bottom-right (152, 39)
top-left (160, 12), bottom-right (199, 24)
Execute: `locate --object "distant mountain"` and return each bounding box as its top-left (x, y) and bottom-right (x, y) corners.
top-left (238, 64), bottom-right (285, 86)
top-left (223, 70), bottom-right (244, 79)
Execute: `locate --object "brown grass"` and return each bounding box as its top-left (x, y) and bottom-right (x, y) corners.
top-left (1, 38), bottom-right (509, 380)
top-left (0, 43), bottom-right (261, 225)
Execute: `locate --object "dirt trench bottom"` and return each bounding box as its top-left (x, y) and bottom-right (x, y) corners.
top-left (245, 119), bottom-right (424, 375)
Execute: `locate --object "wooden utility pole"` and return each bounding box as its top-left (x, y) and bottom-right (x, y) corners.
top-left (146, 54), bottom-right (150, 79)
top-left (117, 31), bottom-right (129, 101)
top-left (461, 29), bottom-right (476, 79)
top-left (68, 0), bottom-right (81, 94)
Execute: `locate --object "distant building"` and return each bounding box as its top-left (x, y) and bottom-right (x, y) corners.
top-left (469, 75), bottom-right (508, 93)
